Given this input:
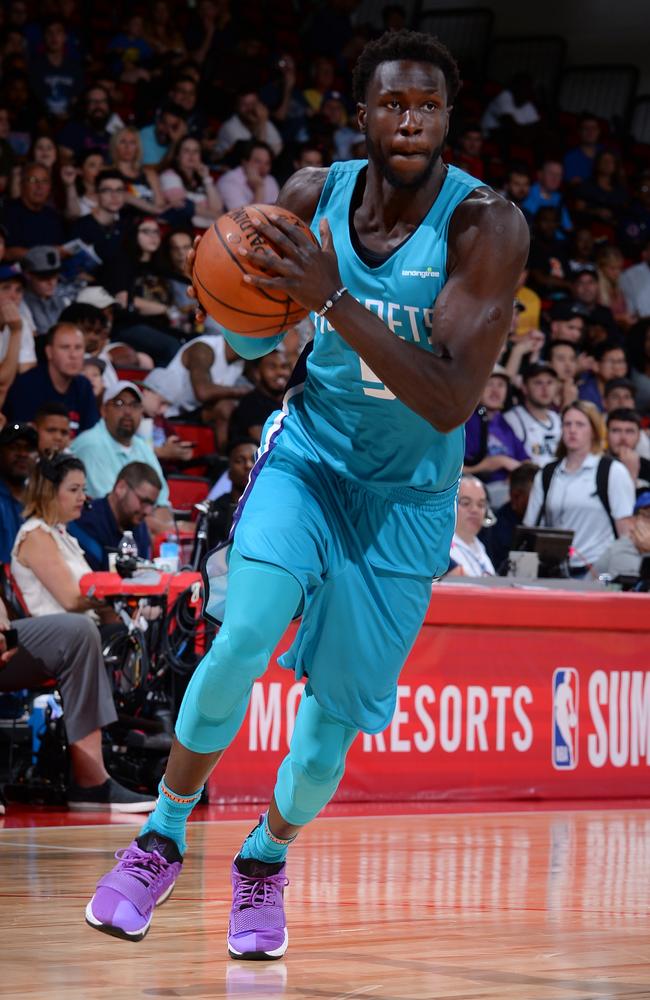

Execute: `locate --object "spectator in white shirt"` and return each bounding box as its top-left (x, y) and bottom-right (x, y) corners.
top-left (504, 362), bottom-right (562, 467)
top-left (160, 135), bottom-right (223, 228)
top-left (446, 475), bottom-right (496, 577)
top-left (212, 90), bottom-right (282, 162)
top-left (216, 140), bottom-right (280, 212)
top-left (524, 401), bottom-right (635, 576)
top-left (481, 75), bottom-right (540, 134)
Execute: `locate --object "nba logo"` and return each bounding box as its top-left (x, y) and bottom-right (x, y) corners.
top-left (552, 668), bottom-right (579, 770)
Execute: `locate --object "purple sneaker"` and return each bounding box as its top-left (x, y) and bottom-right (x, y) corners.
top-left (228, 856), bottom-right (289, 960)
top-left (85, 832), bottom-right (183, 941)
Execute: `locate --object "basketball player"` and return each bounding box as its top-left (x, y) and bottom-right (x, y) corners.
top-left (85, 31), bottom-right (529, 956)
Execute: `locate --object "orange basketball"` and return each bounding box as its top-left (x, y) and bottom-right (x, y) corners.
top-left (192, 204), bottom-right (318, 337)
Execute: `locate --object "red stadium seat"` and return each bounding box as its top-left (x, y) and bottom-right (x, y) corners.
top-left (167, 475), bottom-right (211, 519)
top-left (115, 367), bottom-right (149, 383)
top-left (167, 422), bottom-right (216, 457)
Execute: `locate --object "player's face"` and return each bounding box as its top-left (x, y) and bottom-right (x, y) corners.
top-left (360, 61), bottom-right (450, 190)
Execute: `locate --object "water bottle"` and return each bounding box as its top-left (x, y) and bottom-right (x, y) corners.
top-left (159, 531), bottom-right (180, 572)
top-left (116, 530), bottom-right (139, 578)
top-left (29, 693), bottom-right (49, 763)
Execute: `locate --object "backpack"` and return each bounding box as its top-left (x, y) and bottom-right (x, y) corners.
top-left (536, 456), bottom-right (618, 538)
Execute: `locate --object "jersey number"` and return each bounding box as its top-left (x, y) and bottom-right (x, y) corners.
top-left (358, 357), bottom-right (396, 400)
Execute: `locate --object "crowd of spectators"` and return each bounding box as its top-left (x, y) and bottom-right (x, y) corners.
top-left (1, 1), bottom-right (650, 810)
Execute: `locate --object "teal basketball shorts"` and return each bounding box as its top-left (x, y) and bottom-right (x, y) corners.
top-left (203, 438), bottom-right (458, 734)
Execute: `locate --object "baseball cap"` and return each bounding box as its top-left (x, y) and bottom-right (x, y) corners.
top-left (103, 380), bottom-right (143, 404)
top-left (142, 368), bottom-right (172, 400)
top-left (76, 286), bottom-right (118, 309)
top-left (0, 262), bottom-right (24, 284)
top-left (522, 361), bottom-right (558, 380)
top-left (0, 422), bottom-right (38, 448)
top-left (634, 491), bottom-right (650, 513)
top-left (23, 246), bottom-right (61, 276)
top-left (549, 301), bottom-right (584, 322)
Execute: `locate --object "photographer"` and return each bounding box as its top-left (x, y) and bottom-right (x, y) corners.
top-left (0, 600), bottom-right (155, 812)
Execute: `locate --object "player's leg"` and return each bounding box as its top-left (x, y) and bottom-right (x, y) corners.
top-left (228, 685), bottom-right (358, 960)
top-left (85, 549), bottom-right (302, 941)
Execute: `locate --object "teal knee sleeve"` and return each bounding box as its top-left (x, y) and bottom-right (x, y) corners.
top-left (274, 686), bottom-right (358, 827)
top-left (175, 549), bottom-right (302, 754)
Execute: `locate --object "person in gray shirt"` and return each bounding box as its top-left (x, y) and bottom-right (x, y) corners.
top-left (22, 246), bottom-right (74, 335)
top-left (594, 491), bottom-right (650, 578)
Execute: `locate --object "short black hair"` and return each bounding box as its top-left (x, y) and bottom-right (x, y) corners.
top-left (228, 436), bottom-right (258, 456)
top-left (603, 376), bottom-right (636, 398)
top-left (607, 408), bottom-right (641, 427)
top-left (236, 139), bottom-right (273, 164)
top-left (548, 339), bottom-right (578, 355)
top-left (59, 302), bottom-right (107, 328)
top-left (96, 168), bottom-right (124, 189)
top-left (34, 401), bottom-right (70, 422)
top-left (352, 29), bottom-right (460, 105)
top-left (593, 339), bottom-right (626, 362)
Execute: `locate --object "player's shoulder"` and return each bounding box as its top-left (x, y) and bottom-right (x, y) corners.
top-left (454, 185), bottom-right (528, 232)
top-left (276, 167), bottom-right (330, 226)
top-left (448, 185), bottom-right (530, 270)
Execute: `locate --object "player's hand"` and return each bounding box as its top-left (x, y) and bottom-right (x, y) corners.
top-left (238, 215), bottom-right (343, 314)
top-left (185, 236), bottom-right (207, 324)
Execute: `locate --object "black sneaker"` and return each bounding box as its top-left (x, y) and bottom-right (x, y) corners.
top-left (68, 778), bottom-right (156, 813)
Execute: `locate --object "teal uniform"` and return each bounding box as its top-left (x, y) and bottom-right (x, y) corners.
top-left (205, 162), bottom-right (484, 734)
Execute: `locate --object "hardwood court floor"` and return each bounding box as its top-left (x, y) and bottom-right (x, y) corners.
top-left (1, 806), bottom-right (650, 1000)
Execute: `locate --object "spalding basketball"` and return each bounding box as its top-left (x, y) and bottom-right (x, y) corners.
top-left (192, 204), bottom-right (318, 337)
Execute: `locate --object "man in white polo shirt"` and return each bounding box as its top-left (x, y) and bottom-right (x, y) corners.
top-left (70, 380), bottom-right (173, 534)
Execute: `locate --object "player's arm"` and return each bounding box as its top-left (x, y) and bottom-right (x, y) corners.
top-left (187, 167), bottom-right (329, 361)
top-left (183, 342), bottom-right (249, 404)
top-left (243, 188), bottom-right (529, 432)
